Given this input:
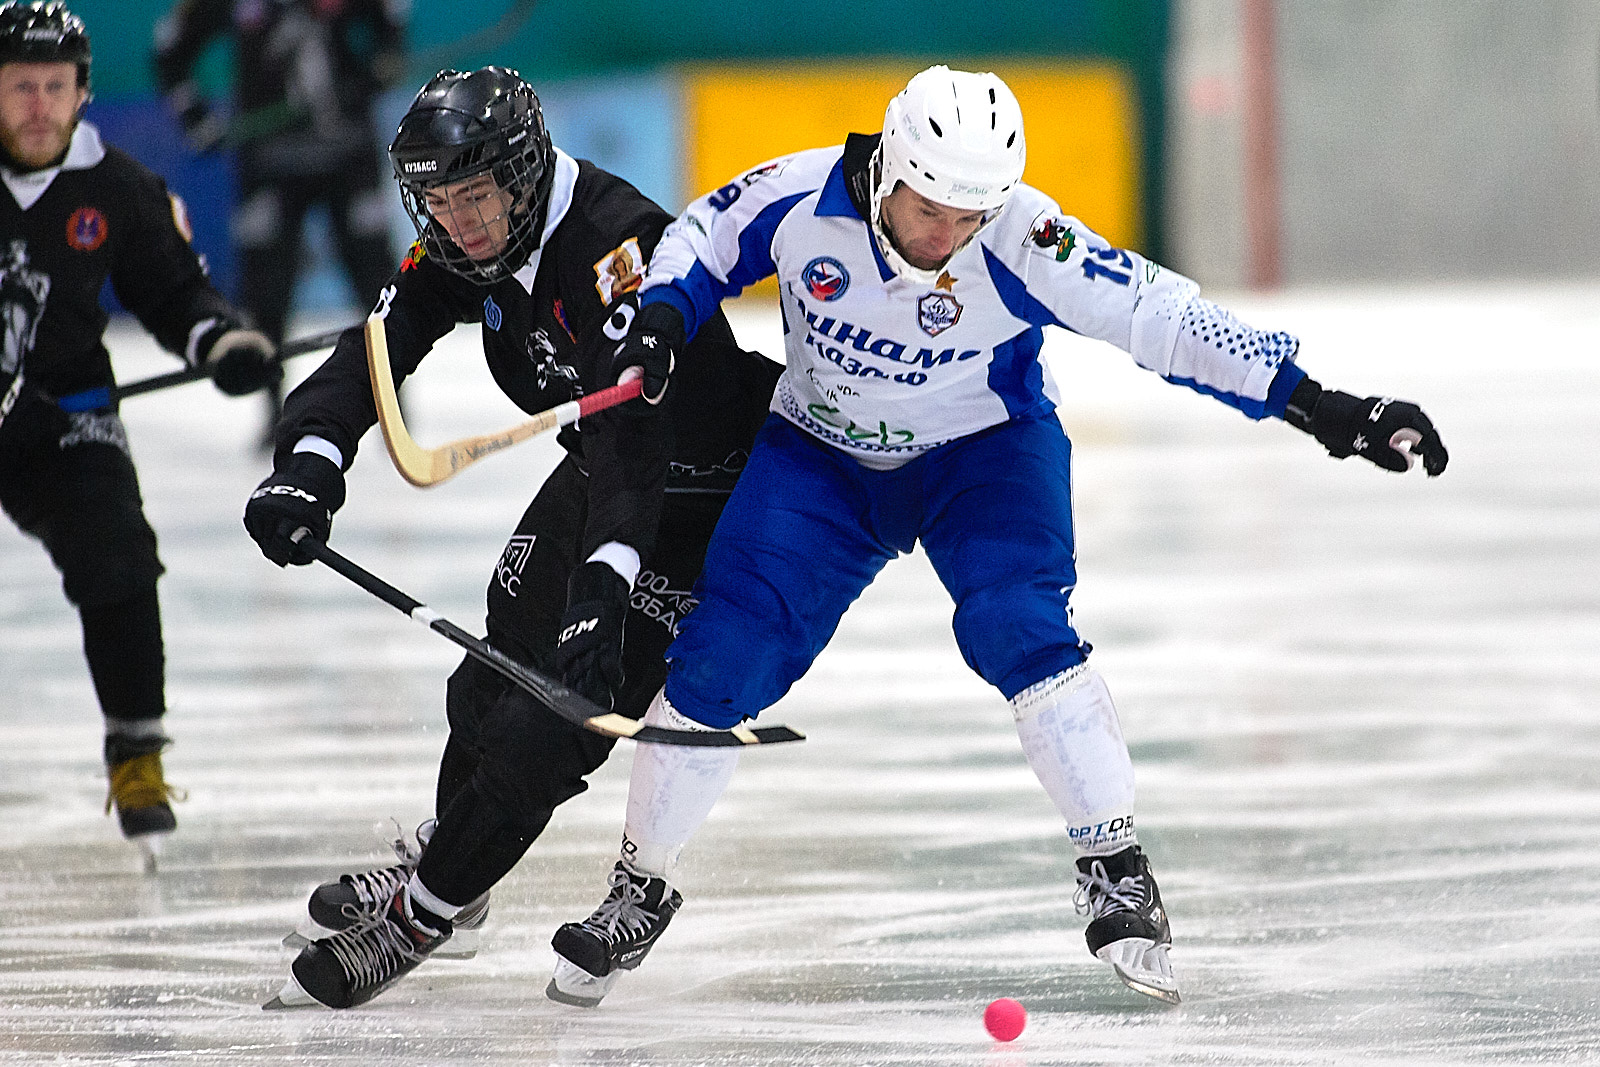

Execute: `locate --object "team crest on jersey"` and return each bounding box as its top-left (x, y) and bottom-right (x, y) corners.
top-left (65, 207), bottom-right (107, 251)
top-left (483, 294), bottom-right (503, 331)
top-left (801, 256), bottom-right (849, 302)
top-left (593, 237), bottom-right (645, 304)
top-left (1027, 213), bottom-right (1077, 262)
top-left (917, 292), bottom-right (963, 337)
top-left (399, 241), bottom-right (426, 272)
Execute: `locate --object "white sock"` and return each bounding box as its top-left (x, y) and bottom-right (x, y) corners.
top-left (1012, 664), bottom-right (1138, 856)
top-left (621, 689), bottom-right (741, 877)
top-left (406, 873), bottom-right (460, 921)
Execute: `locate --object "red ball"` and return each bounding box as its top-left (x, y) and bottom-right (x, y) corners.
top-left (984, 997), bottom-right (1027, 1041)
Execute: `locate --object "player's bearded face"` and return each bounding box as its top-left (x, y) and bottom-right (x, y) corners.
top-left (423, 173), bottom-right (517, 262)
top-left (0, 61), bottom-right (85, 170)
top-left (880, 183), bottom-right (987, 271)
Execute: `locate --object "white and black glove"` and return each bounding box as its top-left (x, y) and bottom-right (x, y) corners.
top-left (243, 452), bottom-right (347, 566)
top-left (552, 561), bottom-right (631, 710)
top-left (1286, 376), bottom-right (1448, 476)
top-left (198, 321), bottom-right (277, 397)
top-left (167, 83), bottom-right (226, 154)
top-left (610, 301), bottom-right (684, 405)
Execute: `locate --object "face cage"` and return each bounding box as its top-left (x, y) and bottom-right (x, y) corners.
top-left (397, 152), bottom-right (544, 284)
top-left (867, 147), bottom-right (1004, 285)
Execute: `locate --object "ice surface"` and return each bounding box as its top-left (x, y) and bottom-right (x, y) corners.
top-left (2, 287), bottom-right (1598, 1065)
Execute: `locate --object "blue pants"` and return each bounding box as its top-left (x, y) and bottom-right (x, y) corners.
top-left (664, 414), bottom-right (1091, 728)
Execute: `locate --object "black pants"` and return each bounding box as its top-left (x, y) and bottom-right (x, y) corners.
top-left (0, 393), bottom-right (167, 741)
top-left (234, 153), bottom-right (396, 436)
top-left (416, 458), bottom-right (729, 905)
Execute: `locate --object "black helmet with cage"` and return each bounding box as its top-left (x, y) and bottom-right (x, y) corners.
top-left (0, 1), bottom-right (90, 87)
top-left (389, 66), bottom-right (556, 284)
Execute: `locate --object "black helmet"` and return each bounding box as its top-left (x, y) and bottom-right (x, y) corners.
top-left (389, 66), bottom-right (555, 284)
top-left (0, 1), bottom-right (90, 87)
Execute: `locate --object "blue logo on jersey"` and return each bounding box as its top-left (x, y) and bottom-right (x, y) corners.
top-left (801, 257), bottom-right (850, 302)
top-left (483, 294), bottom-right (503, 331)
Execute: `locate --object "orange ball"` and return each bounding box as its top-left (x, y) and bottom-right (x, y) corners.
top-left (984, 997), bottom-right (1027, 1041)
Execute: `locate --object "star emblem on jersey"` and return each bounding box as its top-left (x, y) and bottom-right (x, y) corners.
top-left (801, 256), bottom-right (850, 302)
top-left (935, 271), bottom-right (957, 292)
top-left (917, 292), bottom-right (963, 337)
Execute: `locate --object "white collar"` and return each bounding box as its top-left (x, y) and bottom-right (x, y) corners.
top-left (3, 121), bottom-right (105, 210)
top-left (511, 147), bottom-right (580, 294)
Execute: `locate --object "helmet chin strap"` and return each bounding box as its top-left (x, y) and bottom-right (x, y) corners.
top-left (867, 147), bottom-right (993, 286)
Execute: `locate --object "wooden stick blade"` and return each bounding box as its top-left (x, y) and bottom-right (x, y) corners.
top-left (364, 316), bottom-right (644, 488)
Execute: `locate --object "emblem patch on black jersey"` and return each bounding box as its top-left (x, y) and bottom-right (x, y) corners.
top-left (66, 207), bottom-right (108, 252)
top-left (495, 535), bottom-right (536, 597)
top-left (801, 256), bottom-right (849, 302)
top-left (917, 292), bottom-right (962, 337)
top-left (399, 240), bottom-right (426, 272)
top-left (1027, 213), bottom-right (1076, 262)
top-left (593, 237), bottom-right (645, 304)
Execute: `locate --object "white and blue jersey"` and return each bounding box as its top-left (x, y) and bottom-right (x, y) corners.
top-left (642, 137), bottom-right (1306, 469)
top-left (645, 134), bottom-right (1309, 727)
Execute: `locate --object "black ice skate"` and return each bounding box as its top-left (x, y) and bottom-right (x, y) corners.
top-left (546, 859), bottom-right (682, 1008)
top-left (264, 887), bottom-right (452, 1010)
top-left (283, 821), bottom-right (488, 959)
top-left (104, 751), bottom-right (182, 872)
top-left (1074, 845), bottom-right (1180, 1004)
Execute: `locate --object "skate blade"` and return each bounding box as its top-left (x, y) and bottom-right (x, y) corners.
top-left (1097, 939), bottom-right (1180, 1005)
top-left (545, 956), bottom-right (621, 1008)
top-left (261, 972), bottom-right (324, 1011)
top-left (132, 832), bottom-right (169, 874)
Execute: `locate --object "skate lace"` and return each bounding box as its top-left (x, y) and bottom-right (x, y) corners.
top-left (1073, 859), bottom-right (1147, 919)
top-left (579, 866), bottom-right (656, 939)
top-left (338, 864), bottom-right (411, 924)
top-left (321, 906), bottom-right (433, 990)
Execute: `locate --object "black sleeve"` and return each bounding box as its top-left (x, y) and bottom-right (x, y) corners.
top-left (273, 253), bottom-right (471, 468)
top-left (151, 0), bottom-right (229, 96)
top-left (105, 154), bottom-right (238, 364)
top-left (559, 170), bottom-right (679, 562)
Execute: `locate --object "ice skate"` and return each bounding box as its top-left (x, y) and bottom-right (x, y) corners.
top-left (283, 820), bottom-right (488, 959)
top-left (263, 887), bottom-right (451, 1010)
top-left (1074, 845), bottom-right (1180, 1004)
top-left (104, 752), bottom-right (182, 872)
top-left (546, 859), bottom-right (681, 1007)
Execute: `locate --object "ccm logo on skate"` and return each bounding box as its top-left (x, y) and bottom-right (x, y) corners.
top-left (558, 618), bottom-right (598, 643)
top-left (250, 485), bottom-right (319, 504)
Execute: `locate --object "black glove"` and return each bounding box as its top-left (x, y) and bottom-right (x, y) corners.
top-left (243, 452), bottom-right (347, 566)
top-left (1285, 376), bottom-right (1448, 476)
top-left (198, 322), bottom-right (276, 396)
top-left (552, 561), bottom-right (632, 710)
top-left (609, 301), bottom-right (684, 405)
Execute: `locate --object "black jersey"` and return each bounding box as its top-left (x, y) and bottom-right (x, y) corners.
top-left (277, 152), bottom-right (781, 561)
top-left (154, 0), bottom-right (403, 173)
top-left (0, 123), bottom-right (238, 404)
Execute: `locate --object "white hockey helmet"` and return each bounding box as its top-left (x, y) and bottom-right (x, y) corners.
top-left (870, 65), bottom-right (1026, 282)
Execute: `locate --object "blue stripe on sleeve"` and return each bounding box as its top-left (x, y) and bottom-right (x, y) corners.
top-left (656, 191), bottom-right (813, 339)
top-left (981, 246), bottom-right (1073, 331)
top-left (726, 191), bottom-right (812, 291)
top-left (1263, 360), bottom-right (1307, 419)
